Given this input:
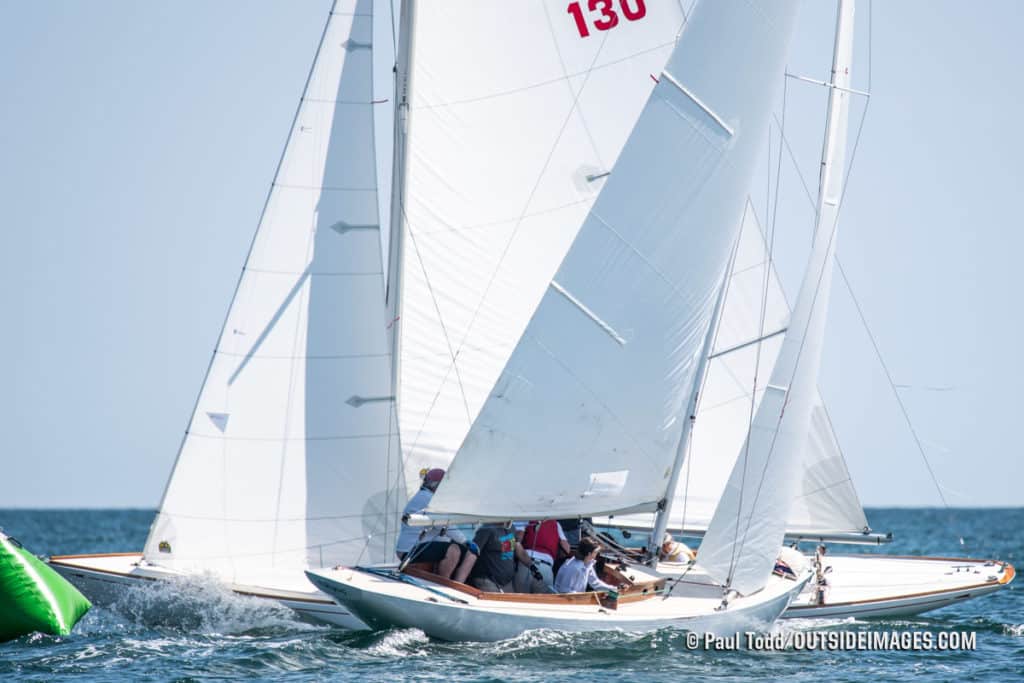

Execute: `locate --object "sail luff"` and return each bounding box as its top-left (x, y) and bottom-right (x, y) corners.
top-left (697, 0), bottom-right (856, 596)
top-left (142, 1), bottom-right (339, 561)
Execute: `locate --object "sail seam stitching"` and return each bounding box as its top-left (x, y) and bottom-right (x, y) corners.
top-left (410, 42), bottom-right (675, 111)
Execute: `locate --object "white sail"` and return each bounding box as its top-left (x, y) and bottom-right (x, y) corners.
top-left (144, 0), bottom-right (406, 579)
top-left (607, 204), bottom-right (868, 537)
top-left (425, 0), bottom-right (799, 521)
top-left (697, 0), bottom-right (856, 595)
top-left (786, 399), bottom-right (868, 534)
top-left (663, 204), bottom-right (790, 530)
top-left (396, 1), bottom-right (687, 495)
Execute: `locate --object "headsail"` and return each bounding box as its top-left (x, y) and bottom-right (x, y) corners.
top-left (144, 0), bottom-right (405, 578)
top-left (697, 0), bottom-right (857, 595)
top-left (396, 1), bottom-right (687, 496)
top-left (605, 204), bottom-right (868, 537)
top-left (425, 0), bottom-right (800, 521)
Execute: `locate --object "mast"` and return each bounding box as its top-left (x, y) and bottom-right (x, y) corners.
top-left (646, 243), bottom-right (736, 568)
top-left (384, 0), bottom-right (415, 488)
top-left (814, 0), bottom-right (855, 246)
top-left (696, 0), bottom-right (856, 596)
top-left (385, 0), bottom-right (413, 319)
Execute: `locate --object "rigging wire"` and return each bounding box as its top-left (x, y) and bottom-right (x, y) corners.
top-left (728, 63), bottom-right (875, 584)
top-left (835, 261), bottom-right (955, 514)
top-left (726, 1), bottom-right (879, 574)
top-left (771, 85), bottom-right (960, 539)
top-left (389, 0), bottom-right (398, 61)
top-left (665, 201), bottom-right (747, 596)
top-left (676, 199), bottom-right (749, 536)
top-left (725, 78), bottom-right (789, 588)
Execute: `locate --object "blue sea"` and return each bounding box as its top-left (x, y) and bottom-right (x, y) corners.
top-left (0, 508), bottom-right (1020, 682)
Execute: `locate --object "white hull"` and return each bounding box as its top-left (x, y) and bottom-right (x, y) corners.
top-left (783, 554), bottom-right (1015, 619)
top-left (48, 553), bottom-right (366, 629)
top-left (306, 564), bottom-right (810, 642)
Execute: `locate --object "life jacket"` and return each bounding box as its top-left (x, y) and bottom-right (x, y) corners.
top-left (523, 520), bottom-right (560, 561)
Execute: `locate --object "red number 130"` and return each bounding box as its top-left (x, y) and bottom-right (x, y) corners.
top-left (568, 0), bottom-right (646, 38)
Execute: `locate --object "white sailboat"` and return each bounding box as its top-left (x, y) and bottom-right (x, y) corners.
top-left (594, 0), bottom-right (1015, 619)
top-left (48, 0), bottom-right (695, 628)
top-left (306, 0), bottom-right (822, 641)
top-left (50, 0), bottom-right (401, 628)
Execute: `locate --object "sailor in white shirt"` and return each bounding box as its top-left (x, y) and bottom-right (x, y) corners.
top-left (395, 468), bottom-right (478, 582)
top-left (554, 537), bottom-right (617, 594)
top-left (395, 468), bottom-right (445, 559)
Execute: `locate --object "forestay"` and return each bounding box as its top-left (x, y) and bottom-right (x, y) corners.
top-left (604, 203), bottom-right (868, 537)
top-left (396, 1), bottom-right (686, 496)
top-left (144, 0), bottom-right (405, 579)
top-left (697, 0), bottom-right (856, 595)
top-left (425, 1), bottom-right (800, 521)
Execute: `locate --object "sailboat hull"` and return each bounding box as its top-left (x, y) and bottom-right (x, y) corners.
top-left (47, 553), bottom-right (367, 629)
top-left (783, 554), bottom-right (1015, 619)
top-left (305, 565), bottom-right (809, 642)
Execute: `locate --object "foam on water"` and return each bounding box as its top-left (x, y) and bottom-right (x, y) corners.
top-left (107, 572), bottom-right (318, 635)
top-left (361, 628), bottom-right (432, 658)
top-left (1, 508), bottom-right (1021, 682)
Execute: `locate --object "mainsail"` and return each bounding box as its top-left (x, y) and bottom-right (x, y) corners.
top-left (697, 0), bottom-right (857, 595)
top-left (426, 0), bottom-right (799, 521)
top-left (144, 0), bottom-right (405, 578)
top-left (395, 1), bottom-right (688, 496)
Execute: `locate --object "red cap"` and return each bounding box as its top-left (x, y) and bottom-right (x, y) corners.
top-left (423, 468), bottom-right (445, 487)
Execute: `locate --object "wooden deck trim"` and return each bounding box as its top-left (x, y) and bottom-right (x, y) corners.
top-left (49, 552), bottom-right (142, 561)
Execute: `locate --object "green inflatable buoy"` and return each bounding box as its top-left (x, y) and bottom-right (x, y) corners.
top-left (0, 530), bottom-right (91, 642)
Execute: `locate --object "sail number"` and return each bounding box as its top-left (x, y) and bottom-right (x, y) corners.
top-left (567, 0), bottom-right (646, 38)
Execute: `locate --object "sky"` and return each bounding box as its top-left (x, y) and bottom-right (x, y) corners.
top-left (1, 1), bottom-right (1021, 511)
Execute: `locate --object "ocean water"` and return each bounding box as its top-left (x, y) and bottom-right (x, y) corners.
top-left (0, 508), bottom-right (1020, 682)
